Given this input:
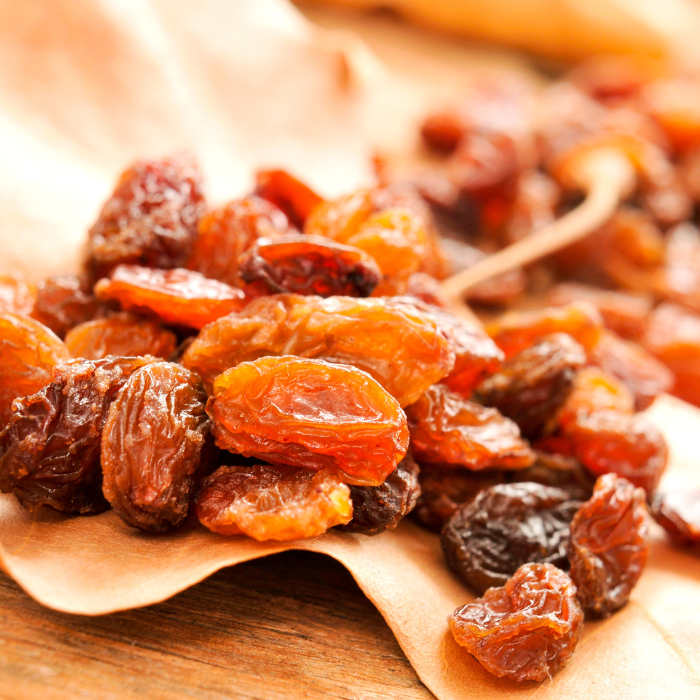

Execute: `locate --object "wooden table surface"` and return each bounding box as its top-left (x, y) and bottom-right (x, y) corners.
top-left (0, 550), bottom-right (435, 700)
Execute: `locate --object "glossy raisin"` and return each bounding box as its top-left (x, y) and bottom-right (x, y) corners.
top-left (85, 154), bottom-right (205, 280)
top-left (101, 362), bottom-right (209, 532)
top-left (207, 356), bottom-right (408, 486)
top-left (181, 294), bottom-right (455, 407)
top-left (651, 491), bottom-right (700, 547)
top-left (0, 273), bottom-right (35, 315)
top-left (406, 384), bottom-right (534, 471)
top-left (475, 334), bottom-right (586, 439)
top-left (255, 169), bottom-right (323, 229)
top-left (0, 312), bottom-right (69, 428)
top-left (442, 482), bottom-right (580, 594)
top-left (568, 474), bottom-right (650, 617)
top-left (195, 463), bottom-right (352, 541)
top-left (336, 451), bottom-right (420, 535)
top-left (95, 265), bottom-right (247, 330)
top-left (449, 563), bottom-right (583, 682)
top-left (0, 356), bottom-right (156, 513)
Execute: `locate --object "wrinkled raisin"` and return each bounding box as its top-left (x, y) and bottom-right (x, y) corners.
top-left (0, 273), bottom-right (35, 315)
top-left (0, 356), bottom-right (156, 513)
top-left (651, 491), bottom-right (700, 547)
top-left (207, 356), bottom-right (408, 486)
top-left (441, 482), bottom-right (580, 594)
top-left (101, 362), bottom-right (209, 532)
top-left (406, 384), bottom-right (534, 471)
top-left (195, 463), bottom-right (352, 541)
top-left (255, 169), bottom-right (323, 229)
top-left (449, 562), bottom-right (583, 682)
top-left (568, 473), bottom-right (650, 617)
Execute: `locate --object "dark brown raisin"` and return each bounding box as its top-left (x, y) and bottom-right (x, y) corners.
top-left (651, 491), bottom-right (700, 547)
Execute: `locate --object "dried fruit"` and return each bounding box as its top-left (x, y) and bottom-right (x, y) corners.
top-left (101, 362), bottom-right (210, 532)
top-left (239, 235), bottom-right (381, 298)
top-left (402, 272), bottom-right (450, 308)
top-left (255, 169), bottom-right (323, 229)
top-left (0, 273), bottom-right (35, 315)
top-left (406, 384), bottom-right (534, 470)
top-left (95, 265), bottom-right (247, 330)
top-left (65, 313), bottom-right (177, 360)
top-left (181, 294), bottom-right (455, 406)
top-left (475, 334), bottom-right (586, 439)
top-left (505, 170), bottom-right (559, 243)
top-left (187, 196), bottom-right (290, 286)
top-left (568, 474), bottom-right (650, 617)
top-left (449, 563), bottom-right (583, 682)
top-left (195, 463), bottom-right (352, 541)
top-left (651, 491), bottom-right (700, 546)
top-left (337, 451), bottom-right (420, 535)
top-left (85, 154), bottom-right (205, 280)
top-left (0, 356), bottom-right (155, 513)
top-left (441, 482), bottom-right (580, 594)
top-left (207, 356), bottom-right (409, 486)
top-left (0, 312), bottom-right (69, 428)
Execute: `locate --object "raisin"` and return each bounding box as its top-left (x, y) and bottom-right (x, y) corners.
top-left (180, 294), bottom-right (455, 407)
top-left (195, 463), bottom-right (352, 541)
top-left (405, 384), bottom-right (534, 471)
top-left (0, 312), bottom-right (69, 428)
top-left (0, 273), bottom-right (35, 315)
top-left (505, 170), bottom-right (559, 244)
top-left (651, 491), bottom-right (700, 547)
top-left (475, 334), bottom-right (586, 439)
top-left (413, 464), bottom-right (504, 533)
top-left (255, 169), bottom-right (324, 229)
top-left (304, 189), bottom-right (374, 242)
top-left (486, 302), bottom-right (603, 360)
top-left (336, 451), bottom-right (420, 535)
top-left (642, 78), bottom-right (700, 152)
top-left (546, 283), bottom-right (652, 340)
top-left (660, 222), bottom-right (700, 313)
top-left (442, 482), bottom-right (580, 594)
top-left (186, 196), bottom-right (290, 286)
top-left (588, 330), bottom-right (672, 410)
top-left (101, 362), bottom-right (210, 532)
top-left (0, 356), bottom-right (155, 513)
top-left (569, 55), bottom-right (659, 101)
top-left (449, 563), bottom-right (583, 682)
top-left (568, 473), bottom-right (650, 617)
top-left (65, 312), bottom-right (177, 360)
top-left (421, 111), bottom-right (465, 152)
top-left (402, 273), bottom-right (450, 308)
top-left (95, 265), bottom-right (247, 330)
top-left (85, 154), bottom-right (205, 280)
top-left (30, 274), bottom-right (102, 338)
top-left (239, 235), bottom-right (381, 298)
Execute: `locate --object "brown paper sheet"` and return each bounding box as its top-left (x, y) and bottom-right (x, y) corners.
top-left (1, 1), bottom-right (700, 697)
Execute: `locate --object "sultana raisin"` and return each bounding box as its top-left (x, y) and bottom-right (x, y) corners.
top-left (95, 265), bottom-right (247, 330)
top-left (206, 356), bottom-right (408, 486)
top-left (255, 169), bottom-right (324, 229)
top-left (449, 562), bottom-right (583, 682)
top-left (336, 451), bottom-right (420, 535)
top-left (475, 334), bottom-right (586, 439)
top-left (195, 463), bottom-right (352, 541)
top-left (181, 294), bottom-right (455, 407)
top-left (505, 170), bottom-right (559, 244)
top-left (405, 384), bottom-right (534, 471)
top-left (65, 312), bottom-right (177, 360)
top-left (239, 235), bottom-right (381, 298)
top-left (0, 356), bottom-right (156, 513)
top-left (441, 482), bottom-right (581, 594)
top-left (101, 362), bottom-right (210, 532)
top-left (85, 154), bottom-right (205, 281)
top-left (651, 490), bottom-right (700, 547)
top-left (568, 473), bottom-right (650, 617)
top-left (0, 312), bottom-right (69, 428)
top-left (0, 273), bottom-right (35, 315)
top-left (186, 196), bottom-right (290, 286)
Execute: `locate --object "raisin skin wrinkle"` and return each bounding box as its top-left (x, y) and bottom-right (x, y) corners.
top-left (336, 451), bottom-right (421, 535)
top-left (0, 312), bottom-right (69, 428)
top-left (85, 154), bottom-right (205, 281)
top-left (442, 482), bottom-right (581, 594)
top-left (475, 333), bottom-right (586, 440)
top-left (95, 265), bottom-right (247, 330)
top-left (101, 362), bottom-right (210, 532)
top-left (195, 463), bottom-right (352, 541)
top-left (405, 384), bottom-right (534, 471)
top-left (449, 562), bottom-right (583, 682)
top-left (568, 473), bottom-right (650, 617)
top-left (0, 356), bottom-right (156, 513)
top-left (239, 235), bottom-right (382, 298)
top-left (651, 491), bottom-right (700, 547)
top-left (207, 355), bottom-right (408, 486)
top-left (180, 294), bottom-right (455, 407)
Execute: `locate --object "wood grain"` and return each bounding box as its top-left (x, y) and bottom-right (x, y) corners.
top-left (0, 550), bottom-right (434, 700)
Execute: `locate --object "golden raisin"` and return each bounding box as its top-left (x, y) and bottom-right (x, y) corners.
top-left (255, 169), bottom-right (324, 229)
top-left (0, 273), bottom-right (35, 316)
